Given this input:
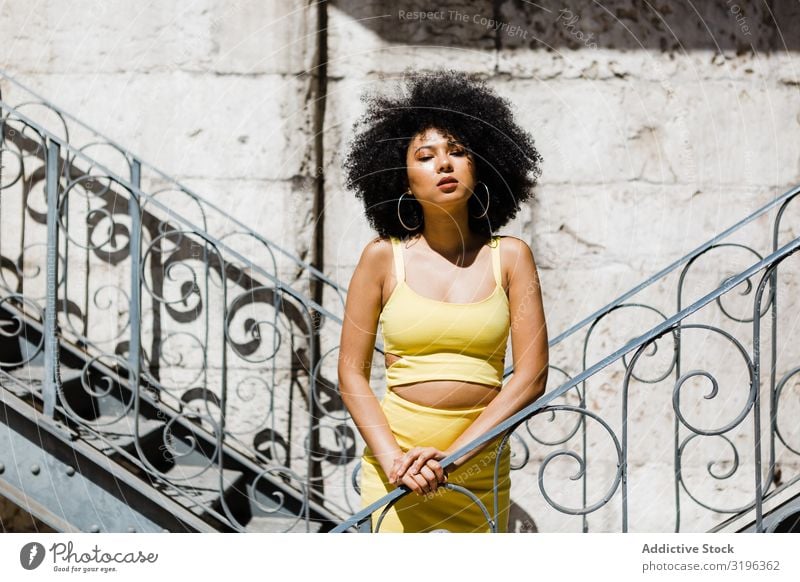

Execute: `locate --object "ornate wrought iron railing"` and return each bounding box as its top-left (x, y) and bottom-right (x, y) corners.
top-left (0, 72), bottom-right (357, 531)
top-left (334, 234), bottom-right (800, 532)
top-left (1, 68), bottom-right (799, 532)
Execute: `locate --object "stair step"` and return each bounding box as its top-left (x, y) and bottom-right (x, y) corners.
top-left (78, 412), bottom-right (166, 458)
top-left (243, 475), bottom-right (315, 532)
top-left (1, 364), bottom-right (82, 397)
top-left (156, 449), bottom-right (247, 527)
top-left (0, 370), bottom-right (41, 398)
top-left (246, 514), bottom-right (322, 533)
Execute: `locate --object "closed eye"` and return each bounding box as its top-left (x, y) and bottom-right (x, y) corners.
top-left (418, 151), bottom-right (465, 161)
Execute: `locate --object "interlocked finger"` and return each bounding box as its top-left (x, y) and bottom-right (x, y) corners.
top-left (411, 451), bottom-right (433, 474)
top-left (425, 459), bottom-right (446, 483)
top-left (419, 465), bottom-right (438, 492)
top-left (409, 471), bottom-right (430, 495)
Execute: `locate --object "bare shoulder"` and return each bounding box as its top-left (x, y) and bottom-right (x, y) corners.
top-left (352, 235), bottom-right (393, 286)
top-left (497, 235), bottom-right (532, 255)
top-left (358, 235), bottom-right (392, 269)
top-left (497, 235), bottom-right (537, 284)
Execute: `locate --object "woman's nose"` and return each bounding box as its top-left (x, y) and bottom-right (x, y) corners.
top-left (437, 155), bottom-right (453, 172)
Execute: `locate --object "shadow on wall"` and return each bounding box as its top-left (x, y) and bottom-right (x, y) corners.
top-left (334, 0), bottom-right (800, 52)
top-left (510, 501), bottom-right (538, 532)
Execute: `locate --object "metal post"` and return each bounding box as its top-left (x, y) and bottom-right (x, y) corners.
top-left (128, 159), bottom-right (142, 400)
top-left (43, 139), bottom-right (61, 417)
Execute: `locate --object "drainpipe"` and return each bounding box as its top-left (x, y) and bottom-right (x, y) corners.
top-left (307, 0), bottom-right (328, 506)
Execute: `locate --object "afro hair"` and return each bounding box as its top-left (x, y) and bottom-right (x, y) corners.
top-left (342, 69), bottom-right (543, 240)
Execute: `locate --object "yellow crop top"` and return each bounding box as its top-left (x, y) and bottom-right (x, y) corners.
top-left (379, 236), bottom-right (510, 389)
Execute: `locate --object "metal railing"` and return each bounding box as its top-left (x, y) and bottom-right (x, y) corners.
top-left (0, 73), bottom-right (356, 530)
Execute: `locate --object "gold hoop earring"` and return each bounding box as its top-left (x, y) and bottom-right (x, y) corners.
top-left (471, 182), bottom-right (490, 219)
top-left (398, 190), bottom-right (422, 231)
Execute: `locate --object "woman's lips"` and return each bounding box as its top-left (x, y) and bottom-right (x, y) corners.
top-left (437, 177), bottom-right (458, 191)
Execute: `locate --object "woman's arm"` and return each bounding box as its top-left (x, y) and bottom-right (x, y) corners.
top-left (396, 236), bottom-right (550, 476)
top-left (337, 238), bottom-right (406, 479)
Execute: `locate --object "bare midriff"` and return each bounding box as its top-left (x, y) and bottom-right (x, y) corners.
top-left (384, 352), bottom-right (500, 409)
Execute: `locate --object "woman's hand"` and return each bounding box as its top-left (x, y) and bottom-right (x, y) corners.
top-left (389, 447), bottom-right (449, 495)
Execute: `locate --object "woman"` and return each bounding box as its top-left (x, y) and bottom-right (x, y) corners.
top-left (338, 69), bottom-right (549, 532)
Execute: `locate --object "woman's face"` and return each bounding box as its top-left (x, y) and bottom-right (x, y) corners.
top-left (405, 127), bottom-right (476, 210)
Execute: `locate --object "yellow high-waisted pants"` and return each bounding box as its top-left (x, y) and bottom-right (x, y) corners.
top-left (359, 389), bottom-right (511, 533)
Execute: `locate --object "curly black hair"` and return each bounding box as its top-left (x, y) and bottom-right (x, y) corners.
top-left (342, 69), bottom-right (543, 240)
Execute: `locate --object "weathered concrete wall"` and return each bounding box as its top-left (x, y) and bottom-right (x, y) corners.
top-left (0, 0), bottom-right (318, 259)
top-left (1, 0), bottom-right (799, 532)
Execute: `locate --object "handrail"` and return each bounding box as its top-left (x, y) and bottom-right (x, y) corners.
top-left (331, 235), bottom-right (800, 532)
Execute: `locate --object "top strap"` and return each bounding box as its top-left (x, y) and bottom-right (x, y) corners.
top-left (389, 237), bottom-right (405, 282)
top-left (490, 236), bottom-right (502, 285)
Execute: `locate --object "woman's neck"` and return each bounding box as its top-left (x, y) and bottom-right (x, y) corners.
top-left (418, 226), bottom-right (487, 265)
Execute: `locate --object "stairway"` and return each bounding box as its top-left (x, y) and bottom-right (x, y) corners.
top-left (0, 70), bottom-right (352, 532)
top-left (0, 251), bottom-right (337, 533)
